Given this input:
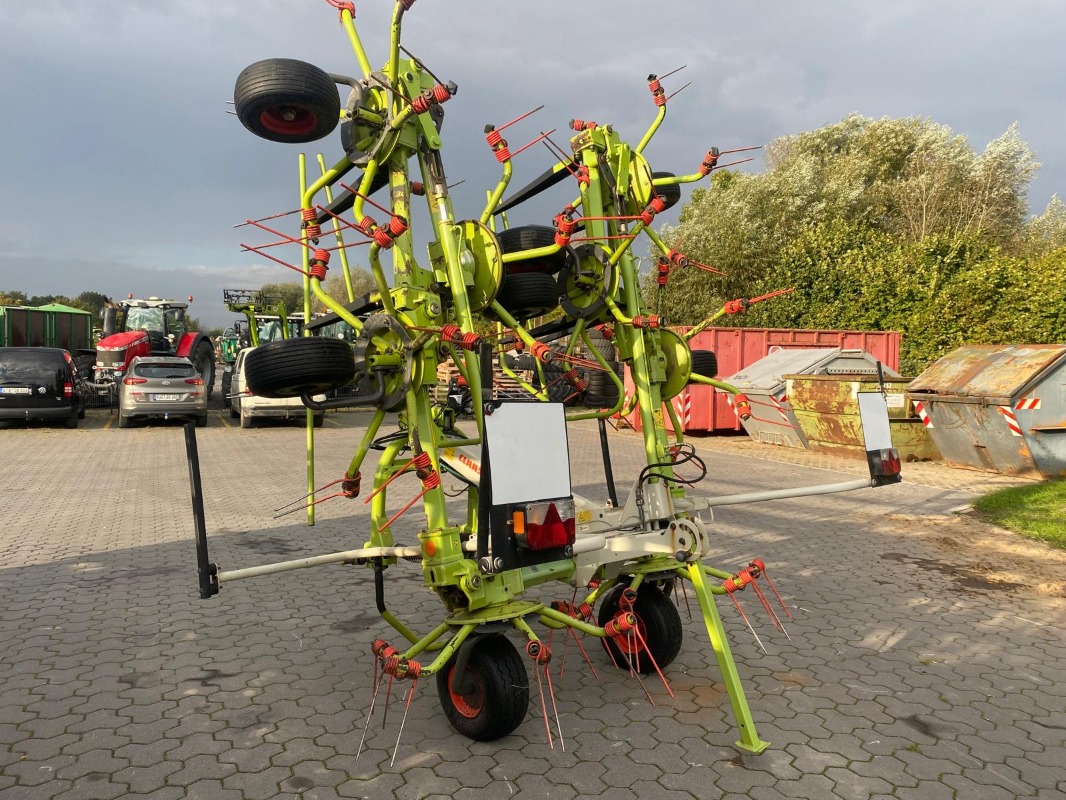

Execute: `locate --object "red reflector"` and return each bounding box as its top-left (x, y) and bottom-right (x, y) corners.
top-left (878, 448), bottom-right (902, 476)
top-left (123, 377), bottom-right (147, 385)
top-left (63, 382), bottom-right (73, 398)
top-left (523, 501), bottom-right (576, 551)
top-left (184, 377), bottom-right (204, 386)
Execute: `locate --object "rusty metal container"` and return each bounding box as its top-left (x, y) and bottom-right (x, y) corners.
top-left (723, 348), bottom-right (896, 448)
top-left (786, 374), bottom-right (939, 461)
top-left (906, 344), bottom-right (1066, 477)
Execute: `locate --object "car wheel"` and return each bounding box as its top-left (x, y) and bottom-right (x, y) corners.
top-left (240, 408), bottom-right (253, 429)
top-left (230, 396), bottom-right (240, 419)
top-left (234, 58), bottom-right (341, 144)
top-left (118, 414), bottom-right (131, 429)
top-left (245, 338), bottom-right (355, 398)
top-left (221, 371), bottom-right (232, 409)
top-left (196, 414), bottom-right (208, 428)
top-left (436, 636), bottom-right (529, 742)
top-left (65, 411), bottom-right (79, 429)
top-left (312, 414), bottom-right (324, 428)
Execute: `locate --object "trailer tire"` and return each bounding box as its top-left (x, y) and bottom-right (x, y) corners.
top-left (689, 350), bottom-right (718, 380)
top-left (234, 59), bottom-right (340, 144)
top-left (437, 636), bottom-right (529, 741)
top-left (245, 338), bottom-right (355, 398)
top-left (192, 341), bottom-right (216, 400)
top-left (598, 584), bottom-right (683, 675)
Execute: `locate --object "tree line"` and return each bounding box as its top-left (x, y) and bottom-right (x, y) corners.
top-left (645, 114), bottom-right (1066, 375)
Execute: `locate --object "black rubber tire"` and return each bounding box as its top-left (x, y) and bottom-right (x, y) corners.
top-left (312, 414), bottom-right (324, 428)
top-left (689, 350), bottom-right (718, 380)
top-left (192, 341), bottom-right (216, 400)
top-left (221, 371), bottom-right (232, 409)
top-left (234, 58), bottom-right (340, 144)
top-left (598, 584), bottom-right (684, 675)
top-left (585, 328), bottom-right (615, 361)
top-left (437, 636), bottom-right (529, 742)
top-left (118, 415), bottom-right (131, 429)
top-left (65, 411), bottom-right (79, 429)
top-left (229, 397), bottom-right (240, 419)
top-left (245, 338), bottom-right (355, 398)
top-left (652, 171), bottom-right (682, 211)
top-left (494, 273), bottom-right (560, 319)
top-left (585, 385), bottom-right (620, 409)
top-left (195, 414), bottom-right (208, 428)
top-left (497, 225), bottom-right (571, 274)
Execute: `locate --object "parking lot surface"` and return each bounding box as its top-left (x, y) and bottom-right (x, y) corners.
top-left (1, 408), bottom-right (1064, 799)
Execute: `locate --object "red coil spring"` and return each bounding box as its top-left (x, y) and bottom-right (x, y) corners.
top-left (388, 215), bottom-right (409, 237)
top-left (749, 558), bottom-right (766, 575)
top-left (647, 75), bottom-right (661, 93)
top-left (485, 128), bottom-right (503, 147)
top-left (372, 227), bottom-right (394, 248)
top-left (312, 248), bottom-right (330, 264)
top-left (301, 208), bottom-right (317, 221)
top-left (530, 341), bottom-right (553, 363)
top-left (563, 368), bottom-right (588, 392)
top-left (654, 92), bottom-right (667, 107)
top-left (724, 298), bottom-right (749, 314)
top-left (411, 451), bottom-right (441, 489)
top-left (410, 181), bottom-right (425, 196)
top-left (304, 224), bottom-right (322, 239)
top-left (411, 92), bottom-right (432, 114)
top-left (309, 262), bottom-right (328, 281)
top-left (618, 588), bottom-right (638, 611)
top-left (440, 324), bottom-right (481, 351)
top-left (669, 251), bottom-right (689, 268)
top-left (597, 324), bottom-right (614, 340)
top-left (404, 660), bottom-right (422, 679)
top-left (342, 471), bottom-right (361, 498)
top-left (632, 315), bottom-right (662, 329)
top-left (494, 146), bottom-right (512, 163)
top-left (656, 260), bottom-right (671, 286)
top-left (526, 641), bottom-right (552, 665)
top-left (574, 166), bottom-right (591, 186)
top-left (357, 216), bottom-right (377, 237)
top-left (604, 612), bottom-right (637, 638)
top-left (570, 119), bottom-right (596, 131)
top-left (372, 639), bottom-right (396, 658)
top-left (639, 195), bottom-right (668, 226)
top-left (733, 393), bottom-right (752, 420)
top-left (432, 84), bottom-right (451, 103)
top-left (700, 148), bottom-right (720, 176)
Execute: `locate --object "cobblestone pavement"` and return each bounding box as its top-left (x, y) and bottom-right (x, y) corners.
top-left (1, 409), bottom-right (1064, 799)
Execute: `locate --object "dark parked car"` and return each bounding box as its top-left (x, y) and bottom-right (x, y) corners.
top-left (0, 347), bottom-right (88, 428)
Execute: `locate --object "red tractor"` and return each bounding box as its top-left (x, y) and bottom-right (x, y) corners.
top-left (93, 296), bottom-right (216, 399)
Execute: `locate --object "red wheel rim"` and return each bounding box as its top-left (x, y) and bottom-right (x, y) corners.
top-left (448, 667), bottom-right (485, 719)
top-left (259, 106), bottom-right (318, 136)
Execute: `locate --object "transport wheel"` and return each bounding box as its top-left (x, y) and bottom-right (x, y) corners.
top-left (652, 171), bottom-right (682, 210)
top-left (689, 350), bottom-right (718, 380)
top-left (497, 225), bottom-right (571, 274)
top-left (598, 583), bottom-right (683, 675)
top-left (494, 273), bottom-right (560, 319)
top-left (245, 338), bottom-right (355, 398)
top-left (234, 59), bottom-right (340, 144)
top-left (437, 636), bottom-right (529, 742)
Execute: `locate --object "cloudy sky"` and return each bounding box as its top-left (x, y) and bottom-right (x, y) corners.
top-left (2, 0), bottom-right (1063, 329)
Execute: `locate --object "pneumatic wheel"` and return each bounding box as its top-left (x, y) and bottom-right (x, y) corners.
top-left (497, 225), bottom-right (572, 274)
top-left (598, 583), bottom-right (683, 675)
top-left (245, 338), bottom-right (355, 398)
top-left (234, 58), bottom-right (341, 144)
top-left (494, 272), bottom-right (560, 320)
top-left (192, 342), bottom-right (216, 400)
top-left (652, 171), bottom-right (682, 211)
top-left (689, 350), bottom-right (718, 380)
top-left (436, 636), bottom-right (530, 741)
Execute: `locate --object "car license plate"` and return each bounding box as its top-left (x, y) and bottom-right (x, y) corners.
top-left (153, 393), bottom-right (180, 401)
top-left (0, 387), bottom-right (31, 394)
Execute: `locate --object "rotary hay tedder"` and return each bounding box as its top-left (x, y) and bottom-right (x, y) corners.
top-left (186, 0), bottom-right (903, 759)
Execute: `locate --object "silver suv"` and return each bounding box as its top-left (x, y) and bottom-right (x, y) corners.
top-left (118, 356), bottom-right (208, 428)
